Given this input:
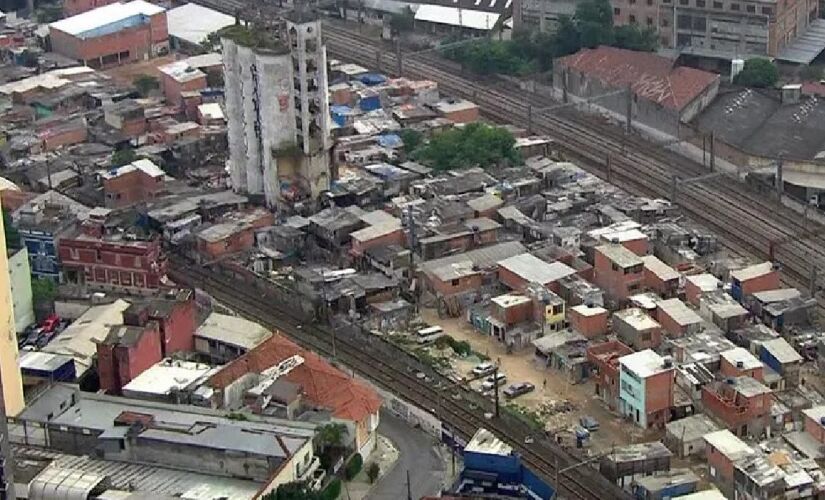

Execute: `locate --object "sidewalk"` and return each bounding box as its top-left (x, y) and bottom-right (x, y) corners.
top-left (343, 434), bottom-right (400, 500)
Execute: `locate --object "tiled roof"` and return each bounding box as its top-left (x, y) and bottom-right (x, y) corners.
top-left (208, 334), bottom-right (381, 423)
top-left (556, 46), bottom-right (719, 111)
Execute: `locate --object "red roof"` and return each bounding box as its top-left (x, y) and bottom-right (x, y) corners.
top-left (556, 46), bottom-right (719, 111)
top-left (208, 334), bottom-right (382, 423)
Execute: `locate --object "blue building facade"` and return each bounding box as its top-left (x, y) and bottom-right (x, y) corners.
top-left (449, 428), bottom-right (554, 499)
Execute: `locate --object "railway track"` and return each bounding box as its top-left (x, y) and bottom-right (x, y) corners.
top-left (169, 256), bottom-right (627, 499)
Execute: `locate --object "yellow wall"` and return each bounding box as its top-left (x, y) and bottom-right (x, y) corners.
top-left (544, 302), bottom-right (566, 328)
top-left (0, 198), bottom-right (25, 416)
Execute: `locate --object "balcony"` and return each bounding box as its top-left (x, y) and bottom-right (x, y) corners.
top-left (296, 455), bottom-right (320, 480)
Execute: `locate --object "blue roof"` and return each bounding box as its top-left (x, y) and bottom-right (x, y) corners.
top-left (330, 105), bottom-right (352, 114)
top-left (377, 134), bottom-right (402, 148)
top-left (358, 73), bottom-right (387, 85)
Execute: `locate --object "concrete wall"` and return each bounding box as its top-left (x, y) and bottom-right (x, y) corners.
top-left (9, 247), bottom-right (34, 331)
top-left (222, 38), bottom-right (247, 194)
top-left (619, 364), bottom-right (647, 427)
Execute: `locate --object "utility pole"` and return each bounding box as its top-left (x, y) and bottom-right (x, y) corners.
top-left (395, 38), bottom-right (402, 75)
top-left (527, 104), bottom-right (532, 135)
top-left (702, 134), bottom-right (707, 168)
top-left (562, 68), bottom-right (569, 103)
top-left (494, 365), bottom-right (500, 417)
top-left (709, 131), bottom-right (715, 172)
top-left (606, 154), bottom-right (612, 182)
top-left (375, 50), bottom-right (381, 72)
top-left (406, 470), bottom-right (412, 500)
top-left (625, 84), bottom-right (632, 133)
top-left (810, 264), bottom-right (818, 297)
top-left (671, 175), bottom-right (679, 201)
top-left (776, 154), bottom-right (784, 197)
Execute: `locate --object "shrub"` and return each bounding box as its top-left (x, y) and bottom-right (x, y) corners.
top-left (322, 478), bottom-right (341, 500)
top-left (344, 453), bottom-right (363, 480)
top-left (367, 462), bottom-right (380, 483)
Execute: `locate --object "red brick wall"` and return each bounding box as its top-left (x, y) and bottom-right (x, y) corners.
top-left (427, 272), bottom-right (482, 296)
top-left (97, 343), bottom-right (116, 393)
top-left (103, 169), bottom-right (164, 208)
top-left (351, 228), bottom-right (405, 256)
top-left (706, 442), bottom-right (736, 484)
top-left (702, 386), bottom-right (771, 432)
top-left (740, 271), bottom-right (781, 297)
top-left (491, 299), bottom-right (533, 326)
top-left (804, 415), bottom-right (825, 444)
top-left (157, 298), bottom-right (196, 355)
top-left (97, 323), bottom-right (162, 394)
top-left (121, 116), bottom-right (147, 137)
top-left (199, 227), bottom-right (255, 259)
top-left (41, 125), bottom-right (88, 151)
top-left (569, 307), bottom-right (609, 338)
top-left (59, 236), bottom-right (166, 290)
top-left (643, 270), bottom-right (678, 297)
top-left (498, 266), bottom-right (528, 292)
top-left (720, 358), bottom-right (764, 381)
top-left (441, 106), bottom-right (479, 124)
top-left (645, 369), bottom-right (674, 416)
top-left (593, 248), bottom-right (642, 303)
top-left (623, 237), bottom-right (648, 256)
top-left (161, 72), bottom-right (207, 107)
top-left (586, 341), bottom-right (633, 410)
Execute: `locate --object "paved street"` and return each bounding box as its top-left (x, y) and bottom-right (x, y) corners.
top-left (367, 410), bottom-right (450, 500)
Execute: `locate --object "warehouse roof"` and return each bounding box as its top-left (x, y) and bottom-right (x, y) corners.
top-left (166, 3), bottom-right (235, 46)
top-left (555, 46), bottom-right (719, 111)
top-left (51, 0), bottom-right (165, 37)
top-left (414, 4), bottom-right (502, 30)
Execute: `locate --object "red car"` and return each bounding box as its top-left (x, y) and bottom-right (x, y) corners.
top-left (40, 314), bottom-right (60, 333)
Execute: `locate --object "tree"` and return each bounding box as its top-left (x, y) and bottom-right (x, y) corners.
top-left (575, 0), bottom-right (614, 48)
top-left (199, 31), bottom-right (222, 53)
top-left (316, 423), bottom-right (347, 449)
top-left (399, 128), bottom-right (423, 153)
top-left (110, 149), bottom-right (137, 168)
top-left (31, 278), bottom-right (56, 308)
top-left (264, 482), bottom-right (322, 500)
top-left (390, 6), bottom-right (415, 34)
top-left (36, 4), bottom-right (63, 23)
top-left (133, 74), bottom-right (159, 97)
top-left (366, 462), bottom-right (380, 483)
top-left (554, 15), bottom-right (582, 57)
top-left (344, 453), bottom-right (363, 480)
top-left (735, 58), bottom-right (779, 88)
top-left (613, 25), bottom-right (658, 52)
top-left (3, 209), bottom-right (20, 249)
top-left (414, 123), bottom-right (521, 171)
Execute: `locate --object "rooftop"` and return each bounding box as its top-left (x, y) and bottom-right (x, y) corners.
top-left (464, 428), bottom-right (512, 456)
top-left (665, 414), bottom-right (719, 442)
top-left (422, 240), bottom-right (526, 280)
top-left (641, 255), bottom-right (680, 281)
top-left (802, 405), bottom-right (825, 425)
top-left (656, 298), bottom-right (703, 326)
top-left (497, 253), bottom-right (576, 285)
top-left (100, 158), bottom-right (164, 180)
top-left (208, 334), bottom-right (381, 422)
top-left (50, 0), bottom-right (165, 38)
top-left (491, 294), bottom-right (532, 308)
top-left (675, 491), bottom-right (727, 500)
top-left (571, 303), bottom-right (607, 317)
top-left (686, 273), bottom-right (720, 291)
top-left (555, 46), bottom-right (719, 111)
top-left (605, 442), bottom-right (672, 463)
top-left (752, 288), bottom-right (802, 303)
top-left (615, 308), bottom-right (660, 331)
top-left (158, 60), bottom-right (206, 83)
top-left (123, 359), bottom-right (217, 398)
top-left (694, 89), bottom-right (825, 160)
top-left (195, 312), bottom-right (272, 351)
top-left (633, 469), bottom-right (699, 491)
top-left (703, 430), bottom-right (754, 461)
top-left (720, 347), bottom-right (763, 370)
top-left (42, 299), bottom-right (130, 376)
top-left (731, 376), bottom-right (773, 398)
top-left (166, 3), bottom-right (235, 46)
top-left (731, 262), bottom-right (776, 282)
top-left (218, 24), bottom-right (288, 54)
top-left (596, 243), bottom-right (642, 268)
top-left (761, 337), bottom-right (803, 364)
top-left (619, 349), bottom-right (671, 378)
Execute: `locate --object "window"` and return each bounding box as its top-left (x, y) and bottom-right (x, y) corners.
top-left (663, 0), bottom-right (671, 3)
top-left (451, 278), bottom-right (459, 286)
top-left (629, 0), bottom-right (635, 4)
top-left (746, 4), bottom-right (755, 11)
top-left (730, 3), bottom-right (740, 10)
top-left (647, 16), bottom-right (654, 25)
top-left (761, 6), bottom-right (772, 14)
top-left (713, 1), bottom-right (722, 8)
top-left (614, 7), bottom-right (621, 14)
top-left (680, 0), bottom-right (688, 5)
top-left (629, 14), bottom-right (636, 22)
top-left (612, 263), bottom-right (620, 272)
top-left (696, 0), bottom-right (705, 6)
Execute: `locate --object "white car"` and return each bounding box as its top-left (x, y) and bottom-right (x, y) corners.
top-left (480, 373), bottom-right (507, 392)
top-left (472, 361), bottom-right (496, 377)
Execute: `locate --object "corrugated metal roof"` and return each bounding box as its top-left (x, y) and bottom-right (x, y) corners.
top-left (414, 4), bottom-right (501, 30)
top-left (50, 0), bottom-right (165, 37)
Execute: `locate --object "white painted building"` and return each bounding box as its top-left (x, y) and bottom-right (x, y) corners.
top-left (222, 16), bottom-right (332, 209)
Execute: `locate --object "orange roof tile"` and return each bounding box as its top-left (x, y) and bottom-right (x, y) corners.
top-left (208, 334), bottom-right (382, 422)
top-left (555, 46), bottom-right (720, 111)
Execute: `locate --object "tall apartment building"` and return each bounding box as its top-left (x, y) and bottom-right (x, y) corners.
top-left (0, 201), bottom-right (25, 421)
top-left (222, 15), bottom-right (332, 209)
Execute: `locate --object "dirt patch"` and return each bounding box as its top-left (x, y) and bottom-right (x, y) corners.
top-left (104, 55), bottom-right (179, 87)
top-left (419, 307), bottom-right (662, 452)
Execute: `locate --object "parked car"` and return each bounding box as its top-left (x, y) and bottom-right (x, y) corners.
top-left (481, 373), bottom-right (507, 392)
top-left (504, 382), bottom-right (535, 399)
top-left (40, 314), bottom-right (60, 333)
top-left (579, 415), bottom-right (600, 432)
top-left (472, 361), bottom-right (496, 377)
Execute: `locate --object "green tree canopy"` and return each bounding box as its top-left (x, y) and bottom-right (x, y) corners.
top-left (390, 6), bottom-right (415, 34)
top-left (414, 123), bottom-right (521, 171)
top-left (735, 58), bottom-right (779, 88)
top-left (3, 209), bottom-right (20, 249)
top-left (133, 74), bottom-right (159, 97)
top-left (613, 25), bottom-right (659, 52)
top-left (32, 278), bottom-right (56, 308)
top-left (399, 128), bottom-right (423, 153)
top-left (110, 148), bottom-right (137, 168)
top-left (316, 423), bottom-right (347, 449)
